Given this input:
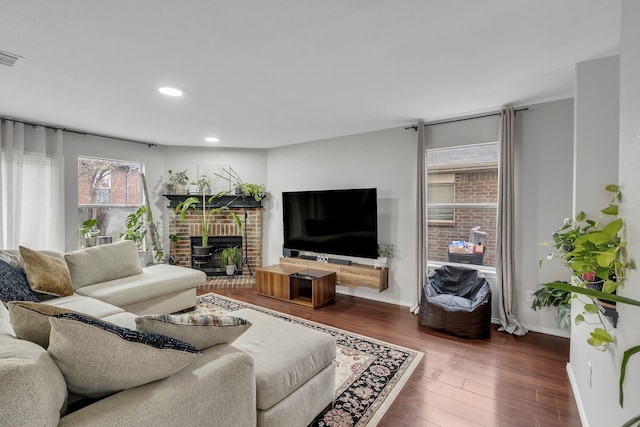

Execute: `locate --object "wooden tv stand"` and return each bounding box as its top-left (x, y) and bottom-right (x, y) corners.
top-left (255, 264), bottom-right (336, 309)
top-left (278, 257), bottom-right (388, 291)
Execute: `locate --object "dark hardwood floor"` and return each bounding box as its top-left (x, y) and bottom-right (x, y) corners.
top-left (199, 288), bottom-right (581, 427)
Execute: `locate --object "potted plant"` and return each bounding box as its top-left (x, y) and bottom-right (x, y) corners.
top-left (220, 246), bottom-right (242, 275)
top-left (162, 169), bottom-right (189, 194)
top-left (119, 206), bottom-right (150, 265)
top-left (374, 242), bottom-right (396, 268)
top-left (80, 218), bottom-right (100, 248)
top-left (175, 191), bottom-right (242, 256)
top-left (536, 185), bottom-right (631, 349)
top-left (239, 183), bottom-right (267, 202)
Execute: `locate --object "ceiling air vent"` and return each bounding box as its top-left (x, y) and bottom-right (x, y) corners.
top-left (0, 51), bottom-right (19, 67)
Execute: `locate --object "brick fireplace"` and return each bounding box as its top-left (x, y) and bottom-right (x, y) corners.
top-left (165, 195), bottom-right (263, 276)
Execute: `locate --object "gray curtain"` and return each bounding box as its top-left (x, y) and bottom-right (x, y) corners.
top-left (496, 107), bottom-right (527, 335)
top-left (413, 120), bottom-right (427, 313)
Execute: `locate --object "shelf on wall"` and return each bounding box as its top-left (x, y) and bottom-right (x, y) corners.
top-left (163, 194), bottom-right (262, 209)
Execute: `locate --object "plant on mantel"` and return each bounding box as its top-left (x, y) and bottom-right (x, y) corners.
top-left (175, 191), bottom-right (242, 248)
top-left (533, 184), bottom-right (640, 417)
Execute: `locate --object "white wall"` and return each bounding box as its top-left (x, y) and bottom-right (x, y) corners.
top-left (516, 99), bottom-right (575, 336)
top-left (567, 3), bottom-right (640, 425)
top-left (266, 127), bottom-right (418, 307)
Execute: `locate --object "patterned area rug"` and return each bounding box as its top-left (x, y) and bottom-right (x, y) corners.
top-left (194, 293), bottom-right (424, 427)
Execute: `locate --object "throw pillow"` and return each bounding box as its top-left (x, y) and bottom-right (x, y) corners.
top-left (0, 333), bottom-right (68, 426)
top-left (7, 301), bottom-right (78, 348)
top-left (135, 313), bottom-right (252, 350)
top-left (0, 259), bottom-right (39, 304)
top-left (19, 246), bottom-right (74, 297)
top-left (0, 249), bottom-right (24, 271)
top-left (64, 240), bottom-right (143, 290)
top-left (48, 313), bottom-right (201, 397)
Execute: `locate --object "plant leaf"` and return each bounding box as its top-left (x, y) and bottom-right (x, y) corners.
top-left (583, 304), bottom-right (599, 314)
top-left (591, 328), bottom-right (614, 342)
top-left (622, 414), bottom-right (640, 427)
top-left (541, 281), bottom-right (640, 307)
top-left (576, 211), bottom-right (586, 222)
top-left (575, 314), bottom-right (585, 325)
top-left (605, 184), bottom-right (619, 193)
top-left (601, 205), bottom-right (618, 215)
top-left (619, 345), bottom-right (640, 408)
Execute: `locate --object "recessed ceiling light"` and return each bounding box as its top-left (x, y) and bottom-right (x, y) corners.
top-left (158, 87), bottom-right (183, 97)
top-left (205, 137), bottom-right (220, 143)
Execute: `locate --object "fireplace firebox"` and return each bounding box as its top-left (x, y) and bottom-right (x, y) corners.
top-left (190, 236), bottom-right (243, 276)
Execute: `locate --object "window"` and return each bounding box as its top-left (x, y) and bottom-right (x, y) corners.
top-left (426, 142), bottom-right (499, 267)
top-left (77, 156), bottom-right (143, 248)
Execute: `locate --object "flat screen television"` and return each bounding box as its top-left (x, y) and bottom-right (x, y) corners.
top-left (282, 188), bottom-right (378, 259)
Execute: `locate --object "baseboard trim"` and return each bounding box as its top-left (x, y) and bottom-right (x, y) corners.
top-left (521, 322), bottom-right (570, 338)
top-left (566, 362), bottom-right (589, 427)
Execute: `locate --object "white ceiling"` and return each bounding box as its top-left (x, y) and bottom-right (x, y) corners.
top-left (0, 1), bottom-right (621, 149)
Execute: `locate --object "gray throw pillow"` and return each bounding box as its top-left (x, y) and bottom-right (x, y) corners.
top-left (48, 313), bottom-right (201, 397)
top-left (135, 313), bottom-right (252, 350)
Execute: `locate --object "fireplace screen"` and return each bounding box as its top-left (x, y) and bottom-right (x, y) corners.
top-left (190, 236), bottom-right (242, 276)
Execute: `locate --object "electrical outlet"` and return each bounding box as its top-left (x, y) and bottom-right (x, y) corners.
top-left (527, 290), bottom-right (536, 302)
top-left (588, 361), bottom-right (592, 387)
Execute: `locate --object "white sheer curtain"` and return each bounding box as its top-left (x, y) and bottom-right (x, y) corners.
top-left (496, 107), bottom-right (527, 335)
top-left (0, 120), bottom-right (65, 252)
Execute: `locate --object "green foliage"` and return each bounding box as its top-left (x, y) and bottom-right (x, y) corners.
top-left (239, 183), bottom-right (267, 201)
top-left (119, 206), bottom-right (148, 250)
top-left (175, 192), bottom-right (242, 247)
top-left (377, 242), bottom-right (396, 258)
top-left (620, 345), bottom-right (640, 408)
top-left (530, 286), bottom-right (572, 329)
top-left (80, 218), bottom-right (100, 247)
top-left (220, 246), bottom-right (242, 266)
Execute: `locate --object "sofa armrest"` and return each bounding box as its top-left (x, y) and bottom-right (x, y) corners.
top-left (59, 344), bottom-right (256, 427)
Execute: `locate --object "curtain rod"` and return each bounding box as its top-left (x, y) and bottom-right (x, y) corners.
top-left (1, 117), bottom-right (158, 148)
top-left (405, 107), bottom-right (529, 131)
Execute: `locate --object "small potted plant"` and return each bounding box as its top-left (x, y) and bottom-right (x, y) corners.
top-left (220, 246), bottom-right (242, 275)
top-left (374, 242), bottom-right (396, 268)
top-left (80, 218), bottom-right (100, 248)
top-left (119, 206), bottom-right (150, 265)
top-left (162, 169), bottom-right (189, 194)
top-left (239, 183), bottom-right (267, 202)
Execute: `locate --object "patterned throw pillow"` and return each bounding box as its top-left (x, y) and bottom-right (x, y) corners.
top-left (0, 259), bottom-right (39, 304)
top-left (7, 301), bottom-right (77, 348)
top-left (48, 313), bottom-right (201, 397)
top-left (19, 246), bottom-right (74, 297)
top-left (135, 313), bottom-right (252, 350)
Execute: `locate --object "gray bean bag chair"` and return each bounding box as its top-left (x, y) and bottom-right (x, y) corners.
top-left (418, 265), bottom-right (492, 339)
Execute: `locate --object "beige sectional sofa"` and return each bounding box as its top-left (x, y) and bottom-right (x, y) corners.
top-left (0, 241), bottom-right (336, 427)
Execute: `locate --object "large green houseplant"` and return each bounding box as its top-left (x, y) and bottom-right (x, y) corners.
top-left (175, 191), bottom-right (242, 249)
top-left (534, 185), bottom-right (640, 417)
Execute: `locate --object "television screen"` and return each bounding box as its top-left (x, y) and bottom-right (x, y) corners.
top-left (282, 188), bottom-right (378, 259)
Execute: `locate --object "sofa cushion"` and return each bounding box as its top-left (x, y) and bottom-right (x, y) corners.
top-left (74, 264), bottom-right (203, 308)
top-left (0, 333), bottom-right (68, 426)
top-left (0, 259), bottom-right (38, 304)
top-left (231, 308), bottom-right (337, 410)
top-left (7, 301), bottom-right (82, 348)
top-left (48, 313), bottom-right (201, 397)
top-left (20, 246), bottom-right (74, 297)
top-left (42, 294), bottom-right (124, 318)
top-left (64, 240), bottom-right (143, 289)
top-left (136, 313), bottom-right (252, 350)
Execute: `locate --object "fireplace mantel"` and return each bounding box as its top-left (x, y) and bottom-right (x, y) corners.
top-left (163, 194), bottom-right (262, 209)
